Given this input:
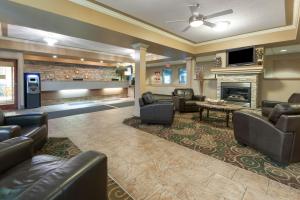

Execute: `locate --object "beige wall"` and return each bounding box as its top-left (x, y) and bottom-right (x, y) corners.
top-left (261, 79), bottom-right (300, 101)
top-left (145, 65), bottom-right (187, 95)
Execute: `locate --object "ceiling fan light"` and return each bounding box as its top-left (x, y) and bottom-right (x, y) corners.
top-left (213, 21), bottom-right (230, 32)
top-left (190, 20), bottom-right (203, 27)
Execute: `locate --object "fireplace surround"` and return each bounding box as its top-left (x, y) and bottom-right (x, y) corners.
top-left (221, 82), bottom-right (251, 107)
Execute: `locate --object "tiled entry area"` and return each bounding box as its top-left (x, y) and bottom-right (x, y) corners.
top-left (48, 106), bottom-right (300, 200)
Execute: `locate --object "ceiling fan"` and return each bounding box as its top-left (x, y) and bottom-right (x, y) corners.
top-left (166, 3), bottom-right (233, 32)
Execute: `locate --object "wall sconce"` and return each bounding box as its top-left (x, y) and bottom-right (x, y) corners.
top-left (75, 70), bottom-right (79, 74)
top-left (65, 75), bottom-right (70, 79)
top-left (84, 75), bottom-right (88, 79)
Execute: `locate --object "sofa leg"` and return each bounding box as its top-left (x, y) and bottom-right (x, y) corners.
top-left (237, 141), bottom-right (247, 147)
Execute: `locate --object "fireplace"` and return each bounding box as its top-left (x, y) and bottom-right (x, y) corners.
top-left (221, 82), bottom-right (251, 107)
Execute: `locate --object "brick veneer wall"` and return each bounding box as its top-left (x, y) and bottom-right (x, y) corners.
top-left (24, 60), bottom-right (117, 81)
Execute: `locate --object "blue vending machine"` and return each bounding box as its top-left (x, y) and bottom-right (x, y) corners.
top-left (24, 73), bottom-right (41, 108)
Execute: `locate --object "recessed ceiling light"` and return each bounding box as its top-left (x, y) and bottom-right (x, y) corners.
top-left (52, 55), bottom-right (57, 59)
top-left (213, 21), bottom-right (230, 32)
top-left (280, 49), bottom-right (287, 52)
top-left (80, 58), bottom-right (85, 61)
top-left (43, 38), bottom-right (58, 46)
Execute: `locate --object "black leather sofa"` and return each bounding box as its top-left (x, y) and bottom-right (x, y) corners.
top-left (0, 111), bottom-right (48, 151)
top-left (139, 92), bottom-right (174, 125)
top-left (233, 103), bottom-right (300, 164)
top-left (261, 93), bottom-right (300, 117)
top-left (172, 88), bottom-right (205, 112)
top-left (0, 137), bottom-right (108, 200)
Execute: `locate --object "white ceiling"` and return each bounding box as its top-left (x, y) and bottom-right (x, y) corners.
top-left (6, 24), bottom-right (168, 61)
top-left (94, 0), bottom-right (287, 43)
top-left (265, 44), bottom-right (300, 55)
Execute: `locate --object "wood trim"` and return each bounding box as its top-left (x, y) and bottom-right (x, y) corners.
top-left (0, 38), bottom-right (133, 63)
top-left (0, 59), bottom-right (18, 110)
top-left (210, 66), bottom-right (263, 74)
top-left (24, 55), bottom-right (116, 67)
top-left (285, 0), bottom-right (294, 25)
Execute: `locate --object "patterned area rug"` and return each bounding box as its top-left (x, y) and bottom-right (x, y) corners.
top-left (38, 137), bottom-right (133, 200)
top-left (123, 111), bottom-right (300, 190)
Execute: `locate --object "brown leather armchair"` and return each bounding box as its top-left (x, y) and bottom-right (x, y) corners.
top-left (139, 92), bottom-right (174, 125)
top-left (0, 137), bottom-right (108, 200)
top-left (0, 110), bottom-right (48, 151)
top-left (233, 103), bottom-right (300, 164)
top-left (261, 93), bottom-right (300, 117)
top-left (172, 88), bottom-right (205, 112)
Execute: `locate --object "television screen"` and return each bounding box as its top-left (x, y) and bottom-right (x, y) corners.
top-left (228, 47), bottom-right (254, 66)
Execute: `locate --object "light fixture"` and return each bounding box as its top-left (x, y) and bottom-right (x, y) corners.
top-left (52, 55), bottom-right (57, 59)
top-left (280, 49), bottom-right (287, 52)
top-left (189, 16), bottom-right (204, 27)
top-left (100, 60), bottom-right (103, 63)
top-left (43, 38), bottom-right (58, 46)
top-left (130, 53), bottom-right (136, 59)
top-left (80, 58), bottom-right (85, 61)
top-left (213, 21), bottom-right (230, 32)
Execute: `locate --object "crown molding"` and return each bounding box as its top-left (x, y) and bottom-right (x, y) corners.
top-left (71, 0), bottom-right (300, 47)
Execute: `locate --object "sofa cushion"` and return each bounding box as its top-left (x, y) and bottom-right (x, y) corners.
top-left (268, 103), bottom-right (300, 124)
top-left (0, 155), bottom-right (64, 199)
top-left (0, 110), bottom-right (4, 126)
top-left (185, 100), bottom-right (198, 106)
top-left (184, 90), bottom-right (193, 100)
top-left (142, 92), bottom-right (155, 105)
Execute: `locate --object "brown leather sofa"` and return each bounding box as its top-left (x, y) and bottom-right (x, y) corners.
top-left (139, 92), bottom-right (174, 125)
top-left (172, 88), bottom-right (205, 112)
top-left (0, 111), bottom-right (48, 151)
top-left (0, 137), bottom-right (108, 200)
top-left (233, 103), bottom-right (300, 164)
top-left (262, 93), bottom-right (300, 117)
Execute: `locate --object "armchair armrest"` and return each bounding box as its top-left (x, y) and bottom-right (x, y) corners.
top-left (233, 111), bottom-right (294, 163)
top-left (193, 95), bottom-right (206, 101)
top-left (172, 96), bottom-right (185, 111)
top-left (18, 151), bottom-right (108, 200)
top-left (0, 125), bottom-right (21, 142)
top-left (0, 137), bottom-right (33, 174)
top-left (262, 100), bottom-right (284, 108)
top-left (5, 112), bottom-right (48, 127)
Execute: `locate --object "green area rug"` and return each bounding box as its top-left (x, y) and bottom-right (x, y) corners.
top-left (123, 111), bottom-right (300, 190)
top-left (38, 137), bottom-right (133, 200)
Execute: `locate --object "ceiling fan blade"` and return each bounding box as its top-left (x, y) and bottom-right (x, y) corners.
top-left (204, 9), bottom-right (233, 19)
top-left (203, 21), bottom-right (216, 28)
top-left (165, 20), bottom-right (187, 23)
top-left (182, 25), bottom-right (191, 32)
top-left (188, 3), bottom-right (200, 15)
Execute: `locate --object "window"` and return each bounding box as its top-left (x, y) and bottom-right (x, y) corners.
top-left (178, 67), bottom-right (187, 84)
top-left (162, 68), bottom-right (172, 84)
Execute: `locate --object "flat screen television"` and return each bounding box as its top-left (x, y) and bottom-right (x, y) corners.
top-left (227, 47), bottom-right (255, 66)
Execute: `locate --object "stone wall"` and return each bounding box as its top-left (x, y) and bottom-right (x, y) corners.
top-left (24, 60), bottom-right (117, 81)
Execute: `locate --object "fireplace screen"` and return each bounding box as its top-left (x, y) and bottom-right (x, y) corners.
top-left (221, 82), bottom-right (251, 106)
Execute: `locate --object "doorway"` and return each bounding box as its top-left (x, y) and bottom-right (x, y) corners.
top-left (0, 59), bottom-right (18, 110)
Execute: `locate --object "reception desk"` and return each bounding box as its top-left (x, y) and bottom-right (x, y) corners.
top-left (40, 80), bottom-right (129, 105)
top-left (41, 80), bottom-right (129, 91)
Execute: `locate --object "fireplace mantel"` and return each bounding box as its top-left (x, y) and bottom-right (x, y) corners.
top-left (211, 66), bottom-right (263, 75)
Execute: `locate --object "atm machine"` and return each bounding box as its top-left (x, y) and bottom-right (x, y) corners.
top-left (24, 73), bottom-right (41, 108)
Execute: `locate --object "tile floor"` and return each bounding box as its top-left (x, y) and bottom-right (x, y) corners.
top-left (48, 106), bottom-right (300, 200)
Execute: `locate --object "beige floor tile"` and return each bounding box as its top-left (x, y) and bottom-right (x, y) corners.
top-left (267, 180), bottom-right (300, 200)
top-left (205, 174), bottom-right (246, 200)
top-left (205, 159), bottom-right (238, 179)
top-left (232, 168), bottom-right (269, 193)
top-left (48, 106), bottom-right (299, 200)
top-left (243, 187), bottom-right (289, 200)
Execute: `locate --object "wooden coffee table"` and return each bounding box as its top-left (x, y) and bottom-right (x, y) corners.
top-left (196, 102), bottom-right (243, 127)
